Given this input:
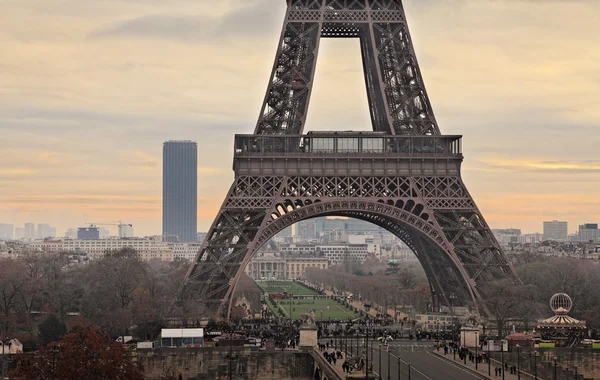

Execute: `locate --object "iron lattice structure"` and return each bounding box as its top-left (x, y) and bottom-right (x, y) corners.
top-left (181, 0), bottom-right (520, 318)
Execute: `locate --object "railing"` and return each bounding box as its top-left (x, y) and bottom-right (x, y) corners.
top-left (234, 133), bottom-right (462, 157)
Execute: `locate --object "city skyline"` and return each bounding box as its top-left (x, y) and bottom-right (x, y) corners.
top-left (1, 0), bottom-right (599, 236)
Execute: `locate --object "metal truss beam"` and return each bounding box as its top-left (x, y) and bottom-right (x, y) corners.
top-left (254, 0), bottom-right (439, 136)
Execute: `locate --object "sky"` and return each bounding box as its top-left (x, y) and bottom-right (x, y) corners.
top-left (0, 0), bottom-right (599, 237)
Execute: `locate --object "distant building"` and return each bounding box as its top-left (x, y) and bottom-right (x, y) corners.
top-left (578, 224), bottom-right (599, 242)
top-left (492, 229), bottom-right (521, 245)
top-left (543, 221), bottom-right (568, 241)
top-left (24, 223), bottom-right (35, 239)
top-left (518, 233), bottom-right (543, 244)
top-left (65, 228), bottom-right (78, 239)
top-left (285, 257), bottom-right (329, 279)
top-left (26, 238), bottom-right (202, 262)
top-left (279, 243), bottom-right (368, 264)
top-left (244, 252), bottom-right (328, 280)
top-left (98, 228), bottom-right (110, 239)
top-left (77, 227), bottom-right (100, 240)
top-left (172, 242), bottom-right (202, 261)
top-left (15, 227), bottom-right (25, 239)
top-left (163, 141), bottom-right (197, 242)
top-left (37, 224), bottom-right (51, 239)
top-left (118, 224), bottom-right (134, 238)
top-left (0, 224), bottom-right (14, 240)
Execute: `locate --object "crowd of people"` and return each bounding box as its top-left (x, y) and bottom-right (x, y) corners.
top-left (222, 318), bottom-right (301, 350)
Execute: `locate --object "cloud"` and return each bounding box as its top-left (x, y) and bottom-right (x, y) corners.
top-left (88, 0), bottom-right (282, 43)
top-left (480, 158), bottom-right (600, 173)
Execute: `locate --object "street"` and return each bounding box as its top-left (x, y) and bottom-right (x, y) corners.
top-left (324, 338), bottom-right (487, 380)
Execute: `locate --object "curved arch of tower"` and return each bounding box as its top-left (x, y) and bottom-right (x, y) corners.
top-left (180, 0), bottom-right (520, 318)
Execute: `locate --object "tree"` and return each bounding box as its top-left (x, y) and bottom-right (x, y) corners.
top-left (0, 258), bottom-right (27, 335)
top-left (38, 314), bottom-right (67, 345)
top-left (11, 324), bottom-right (143, 380)
top-left (398, 267), bottom-right (417, 289)
top-left (481, 280), bottom-right (537, 338)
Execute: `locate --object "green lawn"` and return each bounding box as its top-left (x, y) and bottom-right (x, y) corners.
top-left (257, 281), bottom-right (318, 296)
top-left (272, 298), bottom-right (358, 320)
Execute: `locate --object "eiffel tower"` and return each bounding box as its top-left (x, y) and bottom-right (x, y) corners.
top-left (181, 0), bottom-right (520, 318)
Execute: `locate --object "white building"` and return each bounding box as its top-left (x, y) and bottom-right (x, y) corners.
top-left (171, 242), bottom-right (202, 261)
top-left (99, 228), bottom-right (110, 239)
top-left (26, 238), bottom-right (205, 262)
top-left (65, 228), bottom-right (78, 239)
top-left (37, 224), bottom-right (51, 238)
top-left (118, 224), bottom-right (135, 238)
top-left (518, 233), bottom-right (543, 244)
top-left (0, 223), bottom-right (14, 240)
top-left (0, 338), bottom-right (23, 355)
top-left (24, 223), bottom-right (35, 239)
top-left (15, 227), bottom-right (24, 240)
top-left (319, 244), bottom-right (368, 264)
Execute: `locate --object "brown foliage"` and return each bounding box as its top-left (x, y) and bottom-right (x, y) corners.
top-left (11, 324), bottom-right (143, 380)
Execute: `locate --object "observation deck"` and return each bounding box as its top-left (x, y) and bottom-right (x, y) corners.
top-left (233, 132), bottom-right (463, 177)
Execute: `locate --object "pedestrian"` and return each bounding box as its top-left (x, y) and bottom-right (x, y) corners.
top-left (178, 374), bottom-right (183, 380)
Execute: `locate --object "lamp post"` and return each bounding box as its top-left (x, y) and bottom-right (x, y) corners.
top-left (530, 351), bottom-right (540, 380)
top-left (1, 339), bottom-right (5, 380)
top-left (475, 338), bottom-right (478, 370)
top-left (449, 293), bottom-right (457, 342)
top-left (453, 327), bottom-right (456, 360)
top-left (516, 344), bottom-right (521, 380)
top-left (408, 362), bottom-right (411, 380)
top-left (387, 346), bottom-right (391, 380)
top-left (501, 347), bottom-right (505, 380)
top-left (378, 343), bottom-right (382, 380)
top-left (366, 322), bottom-right (369, 378)
top-left (488, 339), bottom-right (491, 376)
top-left (463, 328), bottom-right (467, 364)
top-left (436, 321), bottom-right (439, 351)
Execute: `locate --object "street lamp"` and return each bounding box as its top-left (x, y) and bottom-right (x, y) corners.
top-left (488, 339), bottom-right (491, 376)
top-left (530, 351), bottom-right (540, 380)
top-left (387, 346), bottom-right (391, 380)
top-left (463, 328), bottom-right (467, 364)
top-left (449, 293), bottom-right (457, 343)
top-left (516, 344), bottom-right (521, 380)
top-left (378, 343), bottom-right (382, 380)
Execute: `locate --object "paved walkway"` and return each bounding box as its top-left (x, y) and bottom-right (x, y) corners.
top-left (317, 348), bottom-right (370, 378)
top-left (433, 350), bottom-right (536, 379)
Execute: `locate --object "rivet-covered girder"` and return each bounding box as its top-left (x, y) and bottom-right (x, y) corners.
top-left (255, 0), bottom-right (439, 136)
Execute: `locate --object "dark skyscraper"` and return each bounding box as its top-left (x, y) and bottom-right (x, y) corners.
top-left (163, 141), bottom-right (197, 242)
